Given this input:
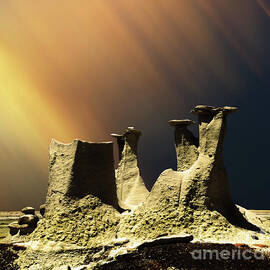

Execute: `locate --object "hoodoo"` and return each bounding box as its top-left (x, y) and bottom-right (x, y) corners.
top-left (179, 106), bottom-right (257, 229)
top-left (111, 127), bottom-right (149, 210)
top-left (6, 106), bottom-right (270, 270)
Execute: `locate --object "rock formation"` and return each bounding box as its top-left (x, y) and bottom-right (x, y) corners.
top-left (46, 139), bottom-right (118, 215)
top-left (6, 105), bottom-right (270, 270)
top-left (39, 204), bottom-right (46, 217)
top-left (179, 105), bottom-right (256, 230)
top-left (168, 119), bottom-right (198, 171)
top-left (8, 207), bottom-right (39, 236)
top-left (21, 207), bottom-right (35, 215)
top-left (111, 127), bottom-right (149, 210)
top-left (29, 139), bottom-right (120, 249)
top-left (118, 105), bottom-right (261, 240)
top-left (110, 133), bottom-right (125, 161)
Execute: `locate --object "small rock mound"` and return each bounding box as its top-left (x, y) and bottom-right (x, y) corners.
top-left (8, 207), bottom-right (39, 237)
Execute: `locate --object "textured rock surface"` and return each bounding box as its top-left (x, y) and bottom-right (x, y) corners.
top-left (17, 195), bottom-right (121, 269)
top-left (3, 105), bottom-right (270, 269)
top-left (8, 209), bottom-right (39, 237)
top-left (0, 243), bottom-right (24, 270)
top-left (112, 127), bottom-right (149, 210)
top-left (168, 119), bottom-right (198, 171)
top-left (46, 139), bottom-right (118, 215)
top-left (117, 105), bottom-right (263, 242)
top-left (30, 195), bottom-right (120, 246)
top-left (15, 140), bottom-right (121, 269)
top-left (8, 223), bottom-right (20, 236)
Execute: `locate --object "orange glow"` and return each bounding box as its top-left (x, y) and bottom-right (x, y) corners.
top-left (0, 0), bottom-right (268, 209)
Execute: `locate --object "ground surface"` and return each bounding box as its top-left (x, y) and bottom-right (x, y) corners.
top-left (0, 212), bottom-right (20, 240)
top-left (1, 210), bottom-right (270, 269)
top-left (0, 220), bottom-right (13, 240)
top-left (95, 242), bottom-right (270, 270)
top-left (0, 211), bottom-right (21, 217)
top-left (1, 210), bottom-right (270, 240)
top-left (0, 243), bottom-right (24, 270)
top-left (1, 241), bottom-right (270, 270)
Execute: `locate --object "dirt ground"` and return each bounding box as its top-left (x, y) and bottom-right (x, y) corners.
top-left (0, 212), bottom-right (20, 240)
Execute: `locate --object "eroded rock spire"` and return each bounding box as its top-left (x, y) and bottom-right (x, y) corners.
top-left (168, 119), bottom-right (199, 171)
top-left (179, 105), bottom-right (256, 229)
top-left (16, 106), bottom-right (269, 269)
top-left (179, 105), bottom-right (238, 212)
top-left (111, 127), bottom-right (149, 210)
top-left (118, 105), bottom-right (260, 240)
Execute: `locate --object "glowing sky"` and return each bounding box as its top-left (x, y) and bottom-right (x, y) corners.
top-left (0, 0), bottom-right (270, 210)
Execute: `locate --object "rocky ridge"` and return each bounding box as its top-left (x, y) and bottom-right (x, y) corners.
top-left (1, 105), bottom-right (270, 269)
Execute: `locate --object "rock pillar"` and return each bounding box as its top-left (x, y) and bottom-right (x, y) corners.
top-left (112, 127), bottom-right (149, 210)
top-left (190, 105), bottom-right (237, 212)
top-left (168, 119), bottom-right (199, 171)
top-left (178, 106), bottom-right (258, 229)
top-left (45, 139), bottom-right (118, 216)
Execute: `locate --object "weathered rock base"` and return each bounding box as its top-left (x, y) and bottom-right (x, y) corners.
top-left (2, 105), bottom-right (270, 269)
top-left (29, 196), bottom-right (120, 247)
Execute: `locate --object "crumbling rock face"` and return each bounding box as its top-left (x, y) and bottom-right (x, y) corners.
top-left (179, 106), bottom-right (258, 230)
top-left (10, 105), bottom-right (270, 269)
top-left (143, 169), bottom-right (182, 209)
top-left (118, 105), bottom-right (262, 240)
top-left (111, 127), bottom-right (149, 210)
top-left (22, 140), bottom-right (121, 249)
top-left (46, 139), bottom-right (118, 216)
top-left (30, 195), bottom-right (120, 247)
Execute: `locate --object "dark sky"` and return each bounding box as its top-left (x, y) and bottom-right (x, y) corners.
top-left (0, 0), bottom-right (269, 210)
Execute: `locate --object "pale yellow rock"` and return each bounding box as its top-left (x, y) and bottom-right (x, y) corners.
top-left (118, 105), bottom-right (264, 242)
top-left (15, 106), bottom-right (270, 270)
top-left (112, 127), bottom-right (149, 210)
top-left (168, 119), bottom-right (199, 171)
top-left (46, 139), bottom-right (118, 215)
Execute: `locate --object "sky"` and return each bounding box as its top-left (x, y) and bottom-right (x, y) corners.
top-left (0, 0), bottom-right (270, 210)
